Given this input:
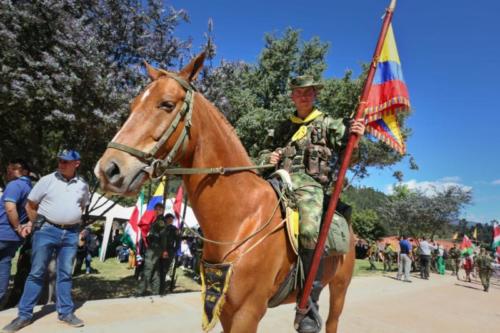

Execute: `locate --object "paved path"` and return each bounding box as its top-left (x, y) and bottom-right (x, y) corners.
top-left (0, 273), bottom-right (498, 332)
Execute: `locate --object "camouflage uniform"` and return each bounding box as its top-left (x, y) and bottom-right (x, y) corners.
top-left (259, 75), bottom-right (355, 333)
top-left (475, 251), bottom-right (493, 292)
top-left (137, 216), bottom-right (169, 295)
top-left (383, 244), bottom-right (395, 272)
top-left (368, 243), bottom-right (378, 271)
top-left (448, 246), bottom-right (461, 276)
top-left (261, 112), bottom-right (349, 249)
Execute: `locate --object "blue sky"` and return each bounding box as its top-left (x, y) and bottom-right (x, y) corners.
top-left (168, 0), bottom-right (500, 223)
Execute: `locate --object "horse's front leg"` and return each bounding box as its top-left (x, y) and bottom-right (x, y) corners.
top-left (219, 293), bottom-right (268, 333)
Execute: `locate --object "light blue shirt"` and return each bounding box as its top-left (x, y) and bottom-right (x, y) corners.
top-left (419, 240), bottom-right (436, 256)
top-left (28, 172), bottom-right (90, 225)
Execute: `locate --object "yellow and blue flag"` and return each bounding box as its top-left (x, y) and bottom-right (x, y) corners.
top-left (364, 24), bottom-right (410, 154)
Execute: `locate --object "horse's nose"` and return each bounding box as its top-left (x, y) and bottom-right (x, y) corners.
top-left (104, 161), bottom-right (123, 186)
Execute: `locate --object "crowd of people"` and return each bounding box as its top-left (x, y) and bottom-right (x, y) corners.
top-left (0, 150), bottom-right (89, 332)
top-left (358, 235), bottom-right (497, 292)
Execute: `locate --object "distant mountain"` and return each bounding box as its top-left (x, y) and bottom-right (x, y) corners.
top-left (450, 219), bottom-right (482, 227)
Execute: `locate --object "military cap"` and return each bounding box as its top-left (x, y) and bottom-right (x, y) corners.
top-left (289, 75), bottom-right (323, 90)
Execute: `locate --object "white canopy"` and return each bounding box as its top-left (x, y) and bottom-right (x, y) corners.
top-left (88, 194), bottom-right (135, 220)
top-left (89, 194), bottom-right (199, 261)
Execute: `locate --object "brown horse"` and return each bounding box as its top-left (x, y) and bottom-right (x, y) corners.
top-left (94, 52), bottom-right (355, 333)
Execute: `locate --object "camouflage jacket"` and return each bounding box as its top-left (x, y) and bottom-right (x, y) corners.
top-left (259, 111), bottom-right (350, 189)
top-left (448, 247), bottom-right (461, 260)
top-left (475, 254), bottom-right (493, 271)
top-left (147, 216), bottom-right (169, 254)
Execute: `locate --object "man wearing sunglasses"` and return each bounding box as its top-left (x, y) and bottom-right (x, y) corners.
top-left (3, 150), bottom-right (89, 332)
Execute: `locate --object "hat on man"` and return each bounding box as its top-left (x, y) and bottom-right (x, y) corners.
top-left (289, 75), bottom-right (323, 90)
top-left (58, 149), bottom-right (81, 161)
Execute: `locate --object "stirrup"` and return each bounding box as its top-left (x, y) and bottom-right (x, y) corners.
top-left (294, 299), bottom-right (322, 333)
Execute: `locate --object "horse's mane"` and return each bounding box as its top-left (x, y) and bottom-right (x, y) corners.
top-left (195, 93), bottom-right (254, 165)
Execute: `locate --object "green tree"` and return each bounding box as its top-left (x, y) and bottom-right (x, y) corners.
top-left (0, 0), bottom-right (191, 177)
top-left (380, 184), bottom-right (472, 239)
top-left (342, 186), bottom-right (389, 240)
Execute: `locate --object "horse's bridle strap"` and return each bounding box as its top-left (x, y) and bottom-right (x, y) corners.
top-left (159, 164), bottom-right (275, 175)
top-left (106, 71), bottom-right (275, 179)
top-left (107, 73), bottom-right (195, 178)
top-left (107, 142), bottom-right (153, 161)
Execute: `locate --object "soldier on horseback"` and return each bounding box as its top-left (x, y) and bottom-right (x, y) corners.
top-left (262, 75), bottom-right (365, 333)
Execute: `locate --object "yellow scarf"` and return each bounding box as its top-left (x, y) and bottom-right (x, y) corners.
top-left (290, 109), bottom-right (323, 142)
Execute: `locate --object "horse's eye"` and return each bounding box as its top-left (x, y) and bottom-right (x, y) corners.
top-left (159, 101), bottom-right (176, 112)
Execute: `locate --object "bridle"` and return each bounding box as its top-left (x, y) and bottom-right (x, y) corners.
top-left (107, 71), bottom-right (274, 179)
top-left (107, 72), bottom-right (197, 180)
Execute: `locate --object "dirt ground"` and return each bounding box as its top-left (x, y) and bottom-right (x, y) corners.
top-left (0, 272), bottom-right (498, 333)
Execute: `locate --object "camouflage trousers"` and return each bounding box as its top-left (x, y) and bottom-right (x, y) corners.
top-left (451, 259), bottom-right (460, 275)
top-left (291, 173), bottom-right (324, 250)
top-left (479, 269), bottom-right (492, 290)
top-left (137, 250), bottom-right (168, 295)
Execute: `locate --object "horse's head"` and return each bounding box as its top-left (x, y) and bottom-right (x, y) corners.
top-left (95, 52), bottom-right (206, 195)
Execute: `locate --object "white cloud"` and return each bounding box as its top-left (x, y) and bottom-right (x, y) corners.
top-left (492, 179), bottom-right (500, 186)
top-left (386, 177), bottom-right (472, 196)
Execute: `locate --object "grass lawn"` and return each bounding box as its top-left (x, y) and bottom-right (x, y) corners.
top-left (72, 258), bottom-right (201, 301)
top-left (353, 259), bottom-right (395, 276)
top-left (71, 258), bottom-right (389, 301)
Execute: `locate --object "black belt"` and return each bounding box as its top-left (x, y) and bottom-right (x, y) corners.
top-left (46, 220), bottom-right (80, 230)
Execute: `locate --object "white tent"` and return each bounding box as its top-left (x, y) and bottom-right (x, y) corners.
top-left (88, 194), bottom-right (199, 261)
top-left (87, 194), bottom-right (135, 261)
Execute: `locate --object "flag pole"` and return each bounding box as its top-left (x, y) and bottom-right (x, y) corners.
top-left (170, 190), bottom-right (189, 292)
top-left (297, 0), bottom-right (398, 313)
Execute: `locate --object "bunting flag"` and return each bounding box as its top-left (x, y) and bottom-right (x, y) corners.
top-left (472, 227), bottom-right (478, 240)
top-left (364, 24), bottom-right (410, 154)
top-left (492, 223), bottom-right (500, 250)
top-left (126, 189), bottom-right (145, 253)
top-left (452, 232), bottom-right (458, 241)
top-left (460, 235), bottom-right (474, 255)
top-left (138, 181), bottom-right (166, 244)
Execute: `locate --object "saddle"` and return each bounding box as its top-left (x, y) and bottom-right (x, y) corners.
top-left (266, 169), bottom-right (351, 308)
top-left (267, 169), bottom-right (351, 257)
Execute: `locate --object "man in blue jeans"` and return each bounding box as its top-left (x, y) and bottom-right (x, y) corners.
top-left (0, 159), bottom-right (32, 304)
top-left (397, 235), bottom-right (413, 282)
top-left (2, 150), bottom-right (90, 332)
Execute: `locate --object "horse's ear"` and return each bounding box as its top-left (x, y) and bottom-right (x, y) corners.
top-left (144, 61), bottom-right (165, 81)
top-left (179, 52), bottom-right (206, 82)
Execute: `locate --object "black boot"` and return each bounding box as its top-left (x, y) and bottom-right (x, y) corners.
top-left (295, 249), bottom-right (324, 333)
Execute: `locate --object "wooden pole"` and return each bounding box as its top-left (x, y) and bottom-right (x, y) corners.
top-left (297, 0), bottom-right (398, 312)
top-left (170, 190), bottom-right (189, 292)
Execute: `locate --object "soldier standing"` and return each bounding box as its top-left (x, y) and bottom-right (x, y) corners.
top-left (475, 248), bottom-right (493, 292)
top-left (137, 203), bottom-right (169, 296)
top-left (368, 242), bottom-right (378, 271)
top-left (163, 213), bottom-right (178, 288)
top-left (448, 243), bottom-right (461, 277)
top-left (383, 243), bottom-right (394, 272)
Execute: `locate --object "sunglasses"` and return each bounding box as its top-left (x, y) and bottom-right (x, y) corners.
top-left (58, 160), bottom-right (72, 164)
